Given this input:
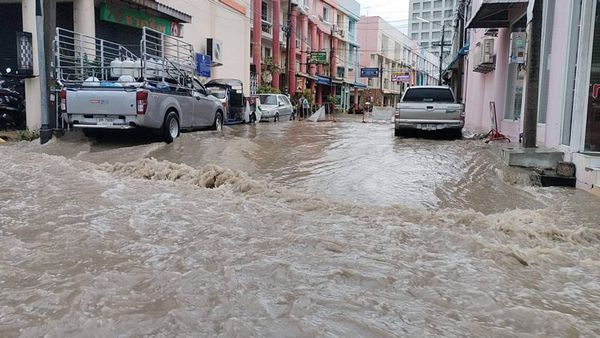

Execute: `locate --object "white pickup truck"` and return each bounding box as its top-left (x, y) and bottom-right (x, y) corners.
top-left (55, 27), bottom-right (223, 143)
top-left (394, 86), bottom-right (464, 138)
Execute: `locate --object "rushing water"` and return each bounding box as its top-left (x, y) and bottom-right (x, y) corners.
top-left (1, 118), bottom-right (600, 337)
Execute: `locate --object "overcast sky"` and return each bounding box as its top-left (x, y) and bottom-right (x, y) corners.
top-left (355, 0), bottom-right (410, 33)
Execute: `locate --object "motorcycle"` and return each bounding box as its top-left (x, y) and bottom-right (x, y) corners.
top-left (0, 68), bottom-right (26, 129)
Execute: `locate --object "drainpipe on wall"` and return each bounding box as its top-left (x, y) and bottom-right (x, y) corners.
top-left (522, 0), bottom-right (543, 148)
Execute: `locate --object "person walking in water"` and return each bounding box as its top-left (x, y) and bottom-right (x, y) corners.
top-left (300, 95), bottom-right (309, 119)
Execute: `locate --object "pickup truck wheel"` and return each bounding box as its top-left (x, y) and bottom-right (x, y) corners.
top-left (394, 128), bottom-right (402, 137)
top-left (163, 111), bottom-right (180, 143)
top-left (212, 111), bottom-right (223, 131)
top-left (274, 112), bottom-right (279, 122)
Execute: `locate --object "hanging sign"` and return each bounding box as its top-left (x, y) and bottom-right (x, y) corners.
top-left (360, 67), bottom-right (379, 78)
top-left (308, 52), bottom-right (328, 64)
top-left (391, 71), bottom-right (410, 82)
top-left (196, 53), bottom-right (212, 78)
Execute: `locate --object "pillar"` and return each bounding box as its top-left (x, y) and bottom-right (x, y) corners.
top-left (252, 0), bottom-right (262, 87)
top-left (22, 0), bottom-right (41, 130)
top-left (300, 15), bottom-right (308, 74)
top-left (288, 8), bottom-right (297, 94)
top-left (73, 0), bottom-right (95, 38)
top-left (272, 0), bottom-right (281, 89)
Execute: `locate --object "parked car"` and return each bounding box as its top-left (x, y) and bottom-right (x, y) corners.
top-left (255, 93), bottom-right (293, 122)
top-left (394, 86), bottom-right (464, 138)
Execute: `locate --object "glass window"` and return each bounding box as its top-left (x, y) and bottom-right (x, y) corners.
top-left (434, 0), bottom-right (442, 8)
top-left (413, 2), bottom-right (421, 10)
top-left (433, 11), bottom-right (442, 18)
top-left (585, 0), bottom-right (600, 150)
top-left (422, 22), bottom-right (430, 30)
top-left (412, 23), bottom-right (420, 31)
top-left (422, 11), bottom-right (431, 19)
top-left (423, 1), bottom-right (431, 9)
top-left (445, 9), bottom-right (453, 17)
top-left (432, 31), bottom-right (441, 39)
top-left (403, 88), bottom-right (455, 102)
top-left (446, 0), bottom-right (454, 6)
top-left (323, 7), bottom-right (330, 21)
top-left (411, 33), bottom-right (419, 40)
top-left (421, 32), bottom-right (430, 39)
top-left (259, 94), bottom-right (278, 105)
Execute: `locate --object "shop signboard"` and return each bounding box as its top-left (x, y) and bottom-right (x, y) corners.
top-left (100, 3), bottom-right (183, 37)
top-left (308, 52), bottom-right (327, 64)
top-left (196, 53), bottom-right (212, 78)
top-left (391, 71), bottom-right (410, 82)
top-left (360, 67), bottom-right (379, 78)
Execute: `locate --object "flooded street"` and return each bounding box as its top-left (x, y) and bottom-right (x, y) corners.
top-left (1, 118), bottom-right (600, 337)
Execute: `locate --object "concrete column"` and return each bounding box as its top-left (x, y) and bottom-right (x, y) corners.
top-left (252, 0), bottom-right (262, 86)
top-left (22, 0), bottom-right (41, 129)
top-left (73, 0), bottom-right (95, 37)
top-left (300, 15), bottom-right (308, 74)
top-left (309, 21), bottom-right (317, 77)
top-left (288, 8), bottom-right (297, 94)
top-left (317, 29), bottom-right (323, 75)
top-left (272, 0), bottom-right (281, 89)
top-left (331, 36), bottom-right (337, 78)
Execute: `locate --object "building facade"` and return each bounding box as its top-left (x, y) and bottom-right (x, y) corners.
top-left (408, 0), bottom-right (457, 58)
top-left (462, 0), bottom-right (600, 193)
top-left (357, 16), bottom-right (439, 107)
top-left (250, 0), bottom-right (361, 109)
top-left (0, 0), bottom-right (251, 130)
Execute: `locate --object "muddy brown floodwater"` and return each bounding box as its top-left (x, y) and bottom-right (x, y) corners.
top-left (1, 119), bottom-right (599, 337)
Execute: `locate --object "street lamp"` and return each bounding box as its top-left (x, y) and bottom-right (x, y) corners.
top-left (416, 17), bottom-right (451, 85)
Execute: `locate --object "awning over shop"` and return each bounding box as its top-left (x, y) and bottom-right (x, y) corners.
top-left (444, 44), bottom-right (470, 72)
top-left (466, 0), bottom-right (527, 29)
top-left (124, 0), bottom-right (192, 23)
top-left (315, 76), bottom-right (343, 85)
top-left (316, 76), bottom-right (331, 85)
top-left (296, 72), bottom-right (316, 80)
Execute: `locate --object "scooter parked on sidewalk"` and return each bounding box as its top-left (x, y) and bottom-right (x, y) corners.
top-left (0, 68), bottom-right (26, 130)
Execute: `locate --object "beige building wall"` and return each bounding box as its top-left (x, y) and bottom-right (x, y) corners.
top-left (173, 0), bottom-right (251, 96)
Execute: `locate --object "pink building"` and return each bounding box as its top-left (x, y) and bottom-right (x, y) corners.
top-left (357, 16), bottom-right (439, 107)
top-left (251, 0), bottom-right (361, 109)
top-left (462, 0), bottom-right (600, 194)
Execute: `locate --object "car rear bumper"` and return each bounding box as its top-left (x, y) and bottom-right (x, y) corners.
top-left (395, 119), bottom-right (464, 131)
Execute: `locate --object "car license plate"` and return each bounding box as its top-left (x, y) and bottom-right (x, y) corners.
top-left (97, 117), bottom-right (113, 126)
top-left (420, 124), bottom-right (436, 130)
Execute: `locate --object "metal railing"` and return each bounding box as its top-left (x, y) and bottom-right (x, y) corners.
top-left (54, 27), bottom-right (196, 91)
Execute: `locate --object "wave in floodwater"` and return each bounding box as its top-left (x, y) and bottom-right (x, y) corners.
top-left (2, 142), bottom-right (600, 337)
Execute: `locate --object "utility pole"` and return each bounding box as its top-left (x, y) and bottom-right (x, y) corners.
top-left (523, 0), bottom-right (543, 148)
top-left (456, 0), bottom-right (466, 103)
top-left (379, 56), bottom-right (383, 106)
top-left (36, 0), bottom-right (51, 144)
top-left (283, 0), bottom-right (292, 95)
top-left (438, 24), bottom-right (445, 85)
top-left (330, 25), bottom-right (334, 109)
top-left (44, 0), bottom-right (56, 133)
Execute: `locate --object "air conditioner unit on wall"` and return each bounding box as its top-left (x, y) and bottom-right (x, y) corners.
top-left (472, 38), bottom-right (495, 73)
top-left (207, 38), bottom-right (223, 66)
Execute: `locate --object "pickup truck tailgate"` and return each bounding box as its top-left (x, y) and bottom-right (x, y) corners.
top-left (67, 87), bottom-right (137, 116)
top-left (398, 103), bottom-right (463, 121)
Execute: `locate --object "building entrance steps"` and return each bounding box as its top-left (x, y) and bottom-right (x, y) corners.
top-left (502, 147), bottom-right (564, 170)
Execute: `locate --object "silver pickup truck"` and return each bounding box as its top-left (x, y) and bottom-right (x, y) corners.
top-left (60, 79), bottom-right (223, 143)
top-left (55, 27), bottom-right (223, 143)
top-left (394, 86), bottom-right (464, 138)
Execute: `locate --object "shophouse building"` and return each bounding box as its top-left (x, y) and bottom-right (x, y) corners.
top-left (250, 0), bottom-right (361, 109)
top-left (0, 0), bottom-right (251, 130)
top-left (357, 16), bottom-right (439, 107)
top-left (462, 0), bottom-right (600, 192)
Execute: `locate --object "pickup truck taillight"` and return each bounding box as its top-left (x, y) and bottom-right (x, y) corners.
top-left (59, 88), bottom-right (67, 112)
top-left (460, 111), bottom-right (465, 121)
top-left (394, 108), bottom-right (400, 119)
top-left (136, 90), bottom-right (148, 115)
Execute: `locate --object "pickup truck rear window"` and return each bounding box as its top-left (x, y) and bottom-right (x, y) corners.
top-left (402, 88), bottom-right (455, 103)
